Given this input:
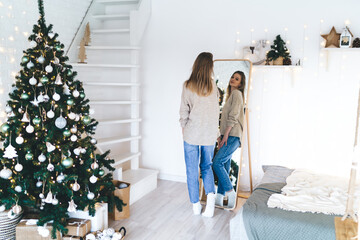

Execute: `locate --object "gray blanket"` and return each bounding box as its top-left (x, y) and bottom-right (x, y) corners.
top-left (242, 183), bottom-right (338, 240)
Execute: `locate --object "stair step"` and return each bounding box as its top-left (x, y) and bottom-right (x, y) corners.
top-left (91, 100), bottom-right (140, 105)
top-left (98, 118), bottom-right (141, 124)
top-left (92, 28), bottom-right (130, 34)
top-left (121, 168), bottom-right (159, 205)
top-left (97, 0), bottom-right (138, 4)
top-left (112, 152), bottom-right (141, 166)
top-left (70, 63), bottom-right (139, 68)
top-left (97, 136), bottom-right (141, 146)
top-left (84, 82), bottom-right (140, 86)
top-left (78, 46), bottom-right (140, 50)
top-left (92, 14), bottom-right (130, 20)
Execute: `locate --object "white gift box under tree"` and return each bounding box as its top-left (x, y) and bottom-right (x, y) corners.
top-left (68, 203), bottom-right (108, 232)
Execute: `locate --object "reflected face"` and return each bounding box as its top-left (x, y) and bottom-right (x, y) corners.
top-left (229, 73), bottom-right (242, 89)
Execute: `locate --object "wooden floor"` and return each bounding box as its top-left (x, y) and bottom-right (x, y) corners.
top-left (110, 180), bottom-right (246, 240)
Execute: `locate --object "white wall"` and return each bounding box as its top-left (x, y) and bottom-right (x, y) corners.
top-left (140, 0), bottom-right (360, 184)
top-left (0, 0), bottom-right (91, 122)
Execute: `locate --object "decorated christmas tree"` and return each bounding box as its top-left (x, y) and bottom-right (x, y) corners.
top-left (0, 0), bottom-right (124, 237)
top-left (266, 35), bottom-right (291, 64)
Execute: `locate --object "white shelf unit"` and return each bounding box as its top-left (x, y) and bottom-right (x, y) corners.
top-left (68, 0), bottom-right (157, 205)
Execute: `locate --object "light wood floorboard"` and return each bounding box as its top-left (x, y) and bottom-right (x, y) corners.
top-left (109, 180), bottom-right (247, 240)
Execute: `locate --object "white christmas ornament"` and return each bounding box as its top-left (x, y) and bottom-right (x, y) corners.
top-left (39, 193), bottom-right (44, 199)
top-left (55, 116), bottom-right (67, 129)
top-left (68, 112), bottom-right (76, 120)
top-left (81, 148), bottom-right (86, 154)
top-left (5, 106), bottom-right (12, 113)
top-left (70, 135), bottom-right (77, 142)
top-left (37, 93), bottom-right (44, 102)
top-left (89, 175), bottom-right (97, 184)
top-left (52, 198), bottom-right (58, 205)
top-left (87, 192), bottom-right (95, 200)
top-left (63, 84), bottom-right (71, 95)
top-left (43, 94), bottom-right (50, 102)
top-left (75, 114), bottom-right (80, 121)
top-left (14, 163), bottom-right (23, 172)
top-left (38, 153), bottom-right (46, 162)
top-left (29, 77), bottom-right (37, 85)
top-left (73, 148), bottom-right (81, 155)
top-left (0, 167), bottom-right (12, 179)
top-left (29, 41), bottom-right (37, 48)
top-left (112, 232), bottom-right (123, 240)
top-left (72, 181), bottom-right (80, 191)
top-left (36, 181), bottom-right (43, 187)
top-left (91, 162), bottom-right (99, 170)
top-left (47, 163), bottom-right (55, 172)
top-left (86, 233), bottom-right (96, 240)
top-left (46, 142), bottom-right (56, 152)
top-left (55, 74), bottom-right (62, 85)
top-left (3, 143), bottom-right (18, 159)
top-left (70, 127), bottom-right (77, 134)
top-left (57, 173), bottom-right (65, 183)
top-left (30, 96), bottom-right (40, 107)
top-left (12, 204), bottom-right (22, 214)
top-left (0, 205), bottom-right (5, 212)
top-left (26, 124), bottom-right (34, 133)
top-left (16, 136), bottom-right (24, 144)
top-left (47, 110), bottom-right (55, 118)
top-left (45, 191), bottom-right (53, 203)
top-left (15, 186), bottom-right (22, 192)
top-left (27, 61), bottom-right (34, 68)
top-left (45, 65), bottom-right (53, 73)
top-left (53, 92), bottom-right (60, 101)
top-left (54, 57), bottom-right (60, 64)
top-left (37, 55), bottom-right (45, 64)
top-left (72, 90), bottom-right (80, 98)
top-left (21, 112), bottom-right (30, 122)
top-left (67, 199), bottom-right (77, 212)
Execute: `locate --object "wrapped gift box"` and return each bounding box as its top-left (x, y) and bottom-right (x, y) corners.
top-left (68, 203), bottom-right (108, 232)
top-left (16, 220), bottom-right (61, 240)
top-left (67, 218), bottom-right (91, 237)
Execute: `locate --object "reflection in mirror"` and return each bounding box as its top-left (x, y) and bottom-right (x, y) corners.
top-left (200, 59), bottom-right (252, 210)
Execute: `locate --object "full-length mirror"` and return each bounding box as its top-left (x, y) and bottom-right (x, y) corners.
top-left (200, 59), bottom-right (252, 210)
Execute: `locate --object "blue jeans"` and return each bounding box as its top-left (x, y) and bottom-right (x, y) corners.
top-left (184, 141), bottom-right (216, 203)
top-left (212, 136), bottom-right (240, 195)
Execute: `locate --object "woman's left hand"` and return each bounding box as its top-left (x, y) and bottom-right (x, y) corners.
top-left (219, 134), bottom-right (228, 148)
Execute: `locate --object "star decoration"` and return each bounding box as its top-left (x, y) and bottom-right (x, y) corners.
top-left (321, 26), bottom-right (341, 48)
top-left (30, 97), bottom-right (40, 106)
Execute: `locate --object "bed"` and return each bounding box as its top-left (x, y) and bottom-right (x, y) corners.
top-left (230, 166), bottom-right (340, 240)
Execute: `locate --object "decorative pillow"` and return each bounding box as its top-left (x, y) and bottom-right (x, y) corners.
top-left (259, 165), bottom-right (294, 185)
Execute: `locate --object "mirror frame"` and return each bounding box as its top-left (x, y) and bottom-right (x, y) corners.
top-left (199, 59), bottom-right (253, 209)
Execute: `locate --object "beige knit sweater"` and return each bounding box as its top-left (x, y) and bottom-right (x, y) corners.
top-left (179, 81), bottom-right (219, 146)
top-left (220, 89), bottom-right (244, 139)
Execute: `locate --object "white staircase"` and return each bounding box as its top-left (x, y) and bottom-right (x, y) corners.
top-left (67, 0), bottom-right (157, 205)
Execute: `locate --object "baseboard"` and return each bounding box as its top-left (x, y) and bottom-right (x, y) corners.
top-left (158, 173), bottom-right (186, 183)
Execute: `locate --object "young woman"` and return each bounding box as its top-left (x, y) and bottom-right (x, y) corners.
top-left (212, 71), bottom-right (245, 208)
top-left (179, 52), bottom-right (219, 217)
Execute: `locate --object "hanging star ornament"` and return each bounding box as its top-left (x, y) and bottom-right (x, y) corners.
top-left (321, 26), bottom-right (341, 48)
top-left (30, 96), bottom-right (40, 106)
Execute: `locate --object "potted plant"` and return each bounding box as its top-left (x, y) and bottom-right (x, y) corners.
top-left (266, 35), bottom-right (291, 65)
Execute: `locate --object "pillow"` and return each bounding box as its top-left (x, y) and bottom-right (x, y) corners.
top-left (259, 165), bottom-right (294, 185)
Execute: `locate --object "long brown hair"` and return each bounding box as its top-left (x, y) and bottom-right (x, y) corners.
top-left (185, 52), bottom-right (214, 96)
top-left (225, 71), bottom-right (246, 102)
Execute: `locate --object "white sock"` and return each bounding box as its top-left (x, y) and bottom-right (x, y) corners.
top-left (215, 193), bottom-right (224, 207)
top-left (202, 193), bottom-right (216, 218)
top-left (193, 202), bottom-right (202, 215)
top-left (226, 190), bottom-right (236, 209)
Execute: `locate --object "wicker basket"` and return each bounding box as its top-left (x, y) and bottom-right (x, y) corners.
top-left (0, 210), bottom-right (23, 240)
top-left (272, 56), bottom-right (284, 65)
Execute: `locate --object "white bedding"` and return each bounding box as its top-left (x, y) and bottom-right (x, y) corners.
top-left (267, 169), bottom-right (360, 215)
